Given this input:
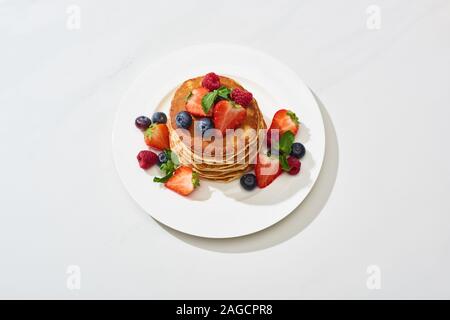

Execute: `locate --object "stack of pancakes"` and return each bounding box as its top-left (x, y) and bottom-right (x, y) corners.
top-left (168, 76), bottom-right (266, 182)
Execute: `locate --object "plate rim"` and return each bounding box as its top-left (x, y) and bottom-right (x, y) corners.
top-left (112, 43), bottom-right (325, 238)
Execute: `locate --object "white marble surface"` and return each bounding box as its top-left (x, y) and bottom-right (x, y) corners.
top-left (1, 0), bottom-right (450, 299)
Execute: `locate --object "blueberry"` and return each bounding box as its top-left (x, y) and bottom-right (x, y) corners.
top-left (195, 118), bottom-right (214, 136)
top-left (290, 142), bottom-right (305, 159)
top-left (135, 116), bottom-right (152, 130)
top-left (240, 173), bottom-right (257, 191)
top-left (157, 151), bottom-right (168, 166)
top-left (175, 111), bottom-right (192, 129)
top-left (152, 112), bottom-right (167, 124)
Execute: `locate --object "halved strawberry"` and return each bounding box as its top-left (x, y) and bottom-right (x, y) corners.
top-left (186, 87), bottom-right (212, 117)
top-left (268, 109), bottom-right (300, 136)
top-left (255, 153), bottom-right (282, 188)
top-left (165, 166), bottom-right (200, 196)
top-left (213, 100), bottom-right (247, 134)
top-left (144, 123), bottom-right (170, 150)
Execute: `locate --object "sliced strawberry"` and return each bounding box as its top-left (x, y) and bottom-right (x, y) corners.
top-left (255, 153), bottom-right (282, 188)
top-left (268, 109), bottom-right (300, 136)
top-left (266, 129), bottom-right (280, 149)
top-left (213, 100), bottom-right (247, 135)
top-left (185, 87), bottom-right (212, 117)
top-left (165, 166), bottom-right (200, 196)
top-left (144, 123), bottom-right (170, 150)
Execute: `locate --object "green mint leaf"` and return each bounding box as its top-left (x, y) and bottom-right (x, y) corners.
top-left (160, 160), bottom-right (175, 175)
top-left (164, 149), bottom-right (180, 166)
top-left (280, 154), bottom-right (291, 172)
top-left (170, 151), bottom-right (180, 166)
top-left (201, 91), bottom-right (218, 114)
top-left (217, 86), bottom-right (231, 100)
top-left (153, 149), bottom-right (181, 184)
top-left (163, 149), bottom-right (172, 161)
top-left (153, 172), bottom-right (173, 183)
top-left (279, 131), bottom-right (295, 154)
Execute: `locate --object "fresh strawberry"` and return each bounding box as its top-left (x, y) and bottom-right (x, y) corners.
top-left (266, 130), bottom-right (280, 149)
top-left (186, 87), bottom-right (212, 117)
top-left (268, 109), bottom-right (300, 136)
top-left (144, 123), bottom-right (170, 150)
top-left (255, 153), bottom-right (282, 188)
top-left (165, 166), bottom-right (200, 196)
top-left (213, 100), bottom-right (247, 134)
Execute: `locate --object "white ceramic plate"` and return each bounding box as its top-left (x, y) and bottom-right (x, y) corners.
top-left (113, 44), bottom-right (325, 238)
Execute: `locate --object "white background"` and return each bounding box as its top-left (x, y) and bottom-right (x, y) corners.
top-left (1, 0), bottom-right (449, 299)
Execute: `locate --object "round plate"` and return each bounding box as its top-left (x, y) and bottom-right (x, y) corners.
top-left (113, 44), bottom-right (325, 238)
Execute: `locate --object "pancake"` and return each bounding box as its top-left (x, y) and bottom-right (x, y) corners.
top-left (168, 75), bottom-right (266, 182)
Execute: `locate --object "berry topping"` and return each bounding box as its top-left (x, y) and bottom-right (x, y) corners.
top-left (268, 109), bottom-right (300, 136)
top-left (213, 100), bottom-right (247, 134)
top-left (230, 88), bottom-right (253, 106)
top-left (157, 151), bottom-right (169, 167)
top-left (287, 156), bottom-right (301, 175)
top-left (175, 111), bottom-right (192, 129)
top-left (195, 118), bottom-right (214, 137)
top-left (135, 116), bottom-right (152, 131)
top-left (255, 153), bottom-right (282, 188)
top-left (201, 72), bottom-right (221, 91)
top-left (165, 166), bottom-right (200, 196)
top-left (186, 87), bottom-right (212, 117)
top-left (290, 142), bottom-right (305, 159)
top-left (240, 173), bottom-right (257, 191)
top-left (201, 86), bottom-right (231, 115)
top-left (144, 123), bottom-right (170, 150)
top-left (151, 112), bottom-right (167, 124)
top-left (136, 150), bottom-right (158, 169)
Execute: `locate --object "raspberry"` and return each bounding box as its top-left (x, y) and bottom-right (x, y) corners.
top-left (287, 156), bottom-right (301, 175)
top-left (201, 72), bottom-right (221, 91)
top-left (137, 150), bottom-right (158, 169)
top-left (231, 88), bottom-right (253, 106)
